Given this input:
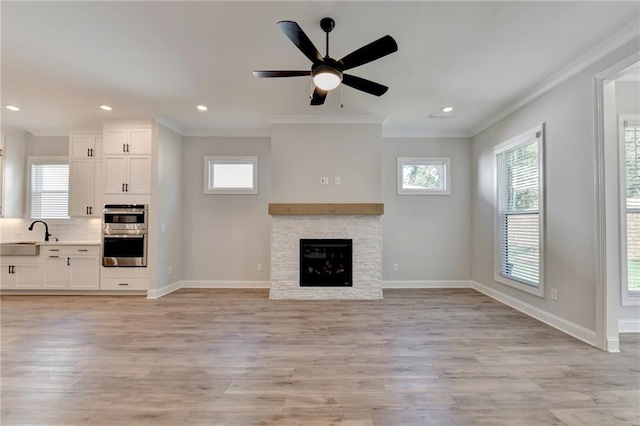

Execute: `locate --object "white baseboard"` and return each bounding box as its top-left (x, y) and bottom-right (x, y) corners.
top-left (607, 337), bottom-right (621, 353)
top-left (147, 281), bottom-right (182, 299)
top-left (382, 280), bottom-right (474, 289)
top-left (181, 280), bottom-right (271, 289)
top-left (471, 281), bottom-right (598, 347)
top-left (619, 319), bottom-right (640, 333)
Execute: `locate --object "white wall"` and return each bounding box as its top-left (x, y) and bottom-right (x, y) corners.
top-left (152, 124), bottom-right (183, 291)
top-left (382, 137), bottom-right (472, 282)
top-left (471, 39), bottom-right (640, 332)
top-left (616, 81), bottom-right (640, 112)
top-left (616, 80), bottom-right (640, 325)
top-left (25, 134), bottom-right (68, 157)
top-left (182, 137), bottom-right (271, 282)
top-left (270, 123), bottom-right (382, 203)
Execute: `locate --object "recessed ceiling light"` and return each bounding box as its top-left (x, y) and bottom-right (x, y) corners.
top-left (197, 105), bottom-right (208, 111)
top-left (100, 105), bottom-right (112, 111)
top-left (6, 105), bottom-right (20, 112)
top-left (442, 106), bottom-right (454, 113)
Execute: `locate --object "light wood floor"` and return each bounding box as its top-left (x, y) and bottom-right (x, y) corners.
top-left (1, 289), bottom-right (639, 425)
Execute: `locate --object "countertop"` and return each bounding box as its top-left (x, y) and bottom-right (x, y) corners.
top-left (1, 241), bottom-right (101, 246)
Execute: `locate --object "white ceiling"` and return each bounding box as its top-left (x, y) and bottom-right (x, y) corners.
top-left (2, 1), bottom-right (639, 137)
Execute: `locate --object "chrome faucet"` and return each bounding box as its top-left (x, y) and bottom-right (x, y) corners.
top-left (28, 220), bottom-right (51, 242)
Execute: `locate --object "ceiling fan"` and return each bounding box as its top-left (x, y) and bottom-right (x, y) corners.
top-left (253, 17), bottom-right (398, 106)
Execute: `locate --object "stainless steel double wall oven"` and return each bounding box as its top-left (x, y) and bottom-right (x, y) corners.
top-left (102, 204), bottom-right (148, 267)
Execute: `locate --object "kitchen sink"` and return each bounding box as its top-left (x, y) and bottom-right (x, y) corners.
top-left (0, 242), bottom-right (40, 256)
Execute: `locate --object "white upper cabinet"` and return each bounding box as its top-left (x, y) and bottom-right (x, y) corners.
top-left (69, 133), bottom-right (102, 217)
top-left (103, 127), bottom-right (151, 155)
top-left (70, 134), bottom-right (102, 159)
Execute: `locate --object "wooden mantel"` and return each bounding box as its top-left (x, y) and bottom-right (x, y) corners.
top-left (268, 203), bottom-right (384, 216)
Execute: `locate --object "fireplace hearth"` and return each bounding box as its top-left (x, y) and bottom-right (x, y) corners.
top-left (300, 239), bottom-right (352, 287)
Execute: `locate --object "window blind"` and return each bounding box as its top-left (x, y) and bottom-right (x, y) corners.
top-left (496, 134), bottom-right (541, 287)
top-left (31, 163), bottom-right (69, 219)
top-left (625, 125), bottom-right (640, 296)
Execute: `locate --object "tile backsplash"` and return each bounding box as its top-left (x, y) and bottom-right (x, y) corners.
top-left (0, 218), bottom-right (101, 242)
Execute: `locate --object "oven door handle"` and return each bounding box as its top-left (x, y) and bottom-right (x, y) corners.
top-left (102, 234), bottom-right (146, 239)
top-left (103, 211), bottom-right (146, 215)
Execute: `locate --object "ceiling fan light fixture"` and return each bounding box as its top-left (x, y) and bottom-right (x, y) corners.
top-left (312, 67), bottom-right (342, 91)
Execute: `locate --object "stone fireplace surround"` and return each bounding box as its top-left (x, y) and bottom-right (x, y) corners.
top-left (269, 203), bottom-right (383, 300)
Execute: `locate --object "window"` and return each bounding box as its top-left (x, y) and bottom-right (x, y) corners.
top-left (30, 158), bottom-right (69, 219)
top-left (204, 156), bottom-right (258, 194)
top-left (620, 115), bottom-right (640, 305)
top-left (397, 157), bottom-right (451, 195)
top-left (494, 125), bottom-right (544, 297)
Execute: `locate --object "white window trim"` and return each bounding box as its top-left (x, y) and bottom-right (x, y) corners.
top-left (204, 156), bottom-right (258, 195)
top-left (493, 124), bottom-right (545, 298)
top-left (27, 156), bottom-right (70, 221)
top-left (619, 114), bottom-right (640, 306)
top-left (397, 157), bottom-right (451, 195)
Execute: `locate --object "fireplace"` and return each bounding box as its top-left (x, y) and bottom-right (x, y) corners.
top-left (300, 239), bottom-right (352, 287)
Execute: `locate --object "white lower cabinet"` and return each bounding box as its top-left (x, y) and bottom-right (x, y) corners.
top-left (100, 266), bottom-right (148, 291)
top-left (0, 261), bottom-right (42, 289)
top-left (100, 277), bottom-right (148, 291)
top-left (42, 246), bottom-right (100, 290)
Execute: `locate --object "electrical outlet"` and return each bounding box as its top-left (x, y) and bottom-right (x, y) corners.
top-left (320, 177), bottom-right (329, 185)
top-left (392, 263), bottom-right (398, 271)
top-left (257, 263), bottom-right (262, 271)
top-left (335, 176), bottom-right (341, 185)
top-left (551, 288), bottom-right (558, 301)
top-left (168, 266), bottom-right (172, 275)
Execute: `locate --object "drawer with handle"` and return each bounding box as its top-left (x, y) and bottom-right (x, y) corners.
top-left (42, 246), bottom-right (100, 256)
top-left (100, 278), bottom-right (148, 291)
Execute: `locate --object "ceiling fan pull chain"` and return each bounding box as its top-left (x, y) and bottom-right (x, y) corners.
top-left (340, 85), bottom-right (344, 108)
top-left (310, 78), bottom-right (314, 99)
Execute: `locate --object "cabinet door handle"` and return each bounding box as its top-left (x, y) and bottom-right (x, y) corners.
top-left (89, 206), bottom-right (93, 215)
top-left (67, 257), bottom-right (70, 266)
top-left (123, 143), bottom-right (126, 153)
top-left (8, 265), bottom-right (11, 274)
top-left (49, 255), bottom-right (59, 258)
top-left (78, 249), bottom-right (88, 252)
top-left (118, 282), bottom-right (129, 286)
top-left (11, 265), bottom-right (15, 274)
top-left (90, 148), bottom-right (94, 157)
top-left (87, 148), bottom-right (90, 157)
top-left (122, 183), bottom-right (125, 192)
top-left (125, 183), bottom-right (129, 192)
top-left (50, 249), bottom-right (60, 252)
top-left (86, 206), bottom-right (89, 215)
top-left (126, 144), bottom-right (130, 153)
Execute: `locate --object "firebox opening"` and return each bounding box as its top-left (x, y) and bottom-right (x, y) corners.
top-left (300, 239), bottom-right (353, 287)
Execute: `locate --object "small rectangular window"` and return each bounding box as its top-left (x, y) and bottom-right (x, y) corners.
top-left (494, 125), bottom-right (544, 297)
top-left (30, 159), bottom-right (69, 219)
top-left (397, 157), bottom-right (451, 195)
top-left (204, 156), bottom-right (258, 194)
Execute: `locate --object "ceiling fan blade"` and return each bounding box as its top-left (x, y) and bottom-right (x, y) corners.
top-left (338, 35), bottom-right (398, 71)
top-left (310, 87), bottom-right (328, 105)
top-left (342, 74), bottom-right (389, 96)
top-left (277, 21), bottom-right (324, 64)
top-left (253, 71), bottom-right (311, 78)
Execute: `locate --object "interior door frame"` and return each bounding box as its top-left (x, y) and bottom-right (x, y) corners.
top-left (594, 51), bottom-right (640, 352)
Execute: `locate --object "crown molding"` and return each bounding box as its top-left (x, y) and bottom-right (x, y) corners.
top-left (382, 129), bottom-right (472, 139)
top-left (470, 18), bottom-right (640, 138)
top-left (155, 116), bottom-right (186, 136)
top-left (1, 127), bottom-right (28, 137)
top-left (183, 128), bottom-right (271, 138)
top-left (28, 128), bottom-right (71, 137)
top-left (266, 115), bottom-right (387, 125)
